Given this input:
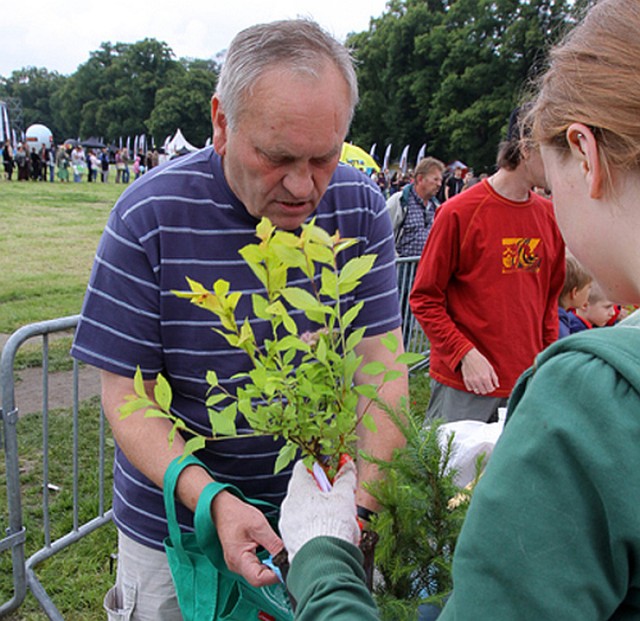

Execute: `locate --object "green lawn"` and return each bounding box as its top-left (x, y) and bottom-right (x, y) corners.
top-left (0, 398), bottom-right (117, 621)
top-left (0, 180), bottom-right (123, 618)
top-left (0, 180), bottom-right (126, 333)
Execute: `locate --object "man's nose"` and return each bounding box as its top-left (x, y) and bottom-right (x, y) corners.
top-left (282, 163), bottom-right (314, 198)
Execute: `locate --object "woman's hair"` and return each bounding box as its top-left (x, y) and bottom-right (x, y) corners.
top-left (528, 0), bottom-right (640, 178)
top-left (216, 19), bottom-right (359, 130)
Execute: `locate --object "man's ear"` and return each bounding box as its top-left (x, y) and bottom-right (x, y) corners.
top-left (211, 95), bottom-right (228, 156)
top-left (565, 123), bottom-right (603, 199)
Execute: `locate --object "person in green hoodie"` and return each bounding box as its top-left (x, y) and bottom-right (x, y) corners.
top-left (278, 1), bottom-right (640, 619)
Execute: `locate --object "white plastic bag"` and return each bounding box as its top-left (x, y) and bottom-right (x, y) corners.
top-left (439, 408), bottom-right (507, 487)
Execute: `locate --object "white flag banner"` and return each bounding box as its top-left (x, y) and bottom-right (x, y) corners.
top-left (416, 143), bottom-right (427, 166)
top-left (399, 144), bottom-right (410, 174)
top-left (382, 144), bottom-right (392, 171)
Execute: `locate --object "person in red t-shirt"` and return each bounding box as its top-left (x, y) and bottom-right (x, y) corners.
top-left (409, 107), bottom-right (566, 423)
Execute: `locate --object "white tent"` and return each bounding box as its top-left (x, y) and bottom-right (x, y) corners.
top-left (165, 129), bottom-right (199, 157)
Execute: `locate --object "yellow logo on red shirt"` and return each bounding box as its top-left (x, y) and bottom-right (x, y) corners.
top-left (502, 238), bottom-right (542, 273)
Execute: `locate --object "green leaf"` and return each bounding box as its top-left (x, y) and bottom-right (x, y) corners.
top-left (272, 230), bottom-right (300, 248)
top-left (383, 370), bottom-right (404, 383)
top-left (345, 326), bottom-right (366, 353)
top-left (380, 331), bottom-right (399, 354)
top-left (209, 403), bottom-right (237, 436)
top-left (334, 237), bottom-right (358, 254)
top-left (275, 335), bottom-right (309, 353)
top-left (206, 370), bottom-right (219, 389)
top-left (280, 287), bottom-right (324, 312)
top-left (338, 255), bottom-right (376, 294)
top-left (183, 435), bottom-right (206, 457)
top-left (143, 408), bottom-right (174, 420)
top-left (119, 397), bottom-right (153, 419)
top-left (256, 217), bottom-right (275, 241)
top-left (353, 383), bottom-right (379, 400)
top-left (274, 443), bottom-right (297, 474)
top-left (361, 361), bottom-right (386, 376)
top-left (305, 222), bottom-right (333, 246)
top-left (154, 373), bottom-right (172, 412)
top-left (305, 242), bottom-right (334, 265)
top-left (205, 393), bottom-right (228, 407)
top-left (167, 419), bottom-right (187, 447)
top-left (238, 243), bottom-right (263, 265)
top-left (273, 244), bottom-right (306, 269)
top-left (315, 336), bottom-right (328, 363)
top-left (394, 352), bottom-right (427, 366)
top-left (213, 278), bottom-right (230, 298)
top-left (133, 366), bottom-right (147, 398)
top-left (251, 294), bottom-right (270, 320)
top-left (282, 312), bottom-right (298, 335)
top-left (361, 413), bottom-right (378, 433)
top-left (320, 267), bottom-right (338, 300)
top-left (342, 301), bottom-right (364, 330)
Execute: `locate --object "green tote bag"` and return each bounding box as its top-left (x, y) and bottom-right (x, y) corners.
top-left (163, 455), bottom-right (294, 621)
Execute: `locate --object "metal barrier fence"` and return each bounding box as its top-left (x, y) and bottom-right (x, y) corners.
top-left (396, 256), bottom-right (430, 370)
top-left (0, 316), bottom-right (113, 620)
top-left (0, 259), bottom-right (426, 619)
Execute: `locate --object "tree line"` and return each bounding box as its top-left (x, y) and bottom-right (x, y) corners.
top-left (0, 0), bottom-right (593, 171)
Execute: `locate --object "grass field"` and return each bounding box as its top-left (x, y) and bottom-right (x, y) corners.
top-left (0, 180), bottom-right (126, 333)
top-left (1, 180), bottom-right (124, 619)
top-left (0, 398), bottom-right (117, 620)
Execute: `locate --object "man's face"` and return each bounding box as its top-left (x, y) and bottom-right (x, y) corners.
top-left (414, 168), bottom-right (443, 202)
top-left (523, 146), bottom-right (548, 190)
top-left (212, 63), bottom-right (351, 231)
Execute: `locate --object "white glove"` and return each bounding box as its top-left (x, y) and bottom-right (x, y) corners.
top-left (279, 460), bottom-right (360, 561)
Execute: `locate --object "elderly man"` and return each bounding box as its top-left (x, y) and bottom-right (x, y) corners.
top-left (71, 19), bottom-right (407, 620)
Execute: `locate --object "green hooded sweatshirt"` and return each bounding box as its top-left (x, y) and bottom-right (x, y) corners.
top-left (440, 325), bottom-right (640, 620)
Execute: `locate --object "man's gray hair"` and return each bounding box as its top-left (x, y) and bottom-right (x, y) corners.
top-left (216, 19), bottom-right (359, 129)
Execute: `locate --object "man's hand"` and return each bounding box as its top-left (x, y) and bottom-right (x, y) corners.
top-left (279, 461), bottom-right (360, 562)
top-left (461, 348), bottom-right (499, 395)
top-left (211, 491), bottom-right (284, 587)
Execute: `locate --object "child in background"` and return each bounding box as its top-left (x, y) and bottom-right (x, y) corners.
top-left (558, 254), bottom-right (592, 338)
top-left (575, 281), bottom-right (616, 330)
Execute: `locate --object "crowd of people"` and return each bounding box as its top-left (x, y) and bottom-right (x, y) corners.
top-left (1, 140), bottom-right (164, 184)
top-left (5, 1), bottom-right (640, 619)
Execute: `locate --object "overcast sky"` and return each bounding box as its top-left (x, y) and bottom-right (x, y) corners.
top-left (1, 0), bottom-right (389, 77)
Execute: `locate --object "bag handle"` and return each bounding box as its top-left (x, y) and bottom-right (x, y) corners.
top-left (163, 455), bottom-right (279, 562)
top-left (163, 454), bottom-right (217, 554)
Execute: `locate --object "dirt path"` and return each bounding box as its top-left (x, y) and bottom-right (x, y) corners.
top-left (11, 365), bottom-right (102, 415)
top-left (1, 333), bottom-right (102, 415)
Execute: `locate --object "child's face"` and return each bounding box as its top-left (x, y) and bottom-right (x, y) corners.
top-left (585, 299), bottom-right (616, 327)
top-left (572, 283), bottom-right (591, 311)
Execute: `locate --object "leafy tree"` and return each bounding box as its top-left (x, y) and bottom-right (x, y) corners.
top-left (349, 0), bottom-right (447, 163)
top-left (349, 0), bottom-right (579, 172)
top-left (147, 60), bottom-right (218, 148)
top-left (0, 67), bottom-right (67, 138)
top-left (50, 39), bottom-right (184, 144)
